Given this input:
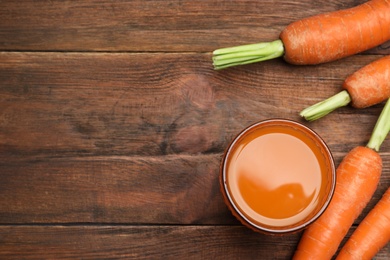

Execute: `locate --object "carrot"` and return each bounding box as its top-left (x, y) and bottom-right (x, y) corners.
top-left (336, 187), bottom-right (390, 260)
top-left (292, 98), bottom-right (390, 260)
top-left (212, 0), bottom-right (390, 70)
top-left (300, 55), bottom-right (390, 121)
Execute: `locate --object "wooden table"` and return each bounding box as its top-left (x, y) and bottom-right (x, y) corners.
top-left (1, 0), bottom-right (389, 259)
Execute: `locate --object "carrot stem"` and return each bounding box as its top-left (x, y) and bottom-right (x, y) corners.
top-left (367, 98), bottom-right (390, 152)
top-left (299, 90), bottom-right (351, 121)
top-left (212, 40), bottom-right (284, 70)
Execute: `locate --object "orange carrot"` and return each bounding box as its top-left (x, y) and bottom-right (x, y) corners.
top-left (300, 55), bottom-right (390, 121)
top-left (212, 0), bottom-right (390, 70)
top-left (344, 56), bottom-right (390, 109)
top-left (336, 187), bottom-right (390, 260)
top-left (292, 147), bottom-right (382, 259)
top-left (292, 98), bottom-right (390, 260)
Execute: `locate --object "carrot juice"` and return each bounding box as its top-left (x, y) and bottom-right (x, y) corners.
top-left (220, 119), bottom-right (335, 234)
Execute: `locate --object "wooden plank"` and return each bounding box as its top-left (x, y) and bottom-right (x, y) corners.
top-left (1, 52), bottom-right (389, 224)
top-left (0, 225), bottom-right (388, 259)
top-left (1, 0), bottom-right (389, 258)
top-left (0, 225), bottom-right (298, 259)
top-left (0, 0), bottom-right (389, 52)
top-left (0, 155), bottom-right (389, 224)
top-left (0, 155), bottom-right (228, 224)
top-left (1, 52), bottom-right (389, 159)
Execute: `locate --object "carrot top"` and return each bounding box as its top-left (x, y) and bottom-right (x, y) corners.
top-left (367, 98), bottom-right (390, 152)
top-left (212, 40), bottom-right (284, 70)
top-left (300, 90), bottom-right (351, 121)
top-left (301, 97), bottom-right (390, 151)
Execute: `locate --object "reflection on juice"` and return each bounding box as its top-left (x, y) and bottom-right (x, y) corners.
top-left (225, 123), bottom-right (331, 228)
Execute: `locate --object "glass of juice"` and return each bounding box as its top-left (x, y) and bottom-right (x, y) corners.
top-left (220, 119), bottom-right (336, 234)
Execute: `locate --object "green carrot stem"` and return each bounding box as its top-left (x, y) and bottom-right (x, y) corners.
top-left (212, 40), bottom-right (284, 70)
top-left (300, 90), bottom-right (352, 121)
top-left (367, 98), bottom-right (390, 152)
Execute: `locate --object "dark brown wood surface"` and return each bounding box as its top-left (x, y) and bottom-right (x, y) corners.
top-left (0, 0), bottom-right (389, 259)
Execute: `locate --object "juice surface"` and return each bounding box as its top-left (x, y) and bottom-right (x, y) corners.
top-left (226, 124), bottom-right (329, 227)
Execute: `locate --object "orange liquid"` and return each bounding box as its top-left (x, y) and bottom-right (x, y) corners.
top-left (226, 123), bottom-right (331, 227)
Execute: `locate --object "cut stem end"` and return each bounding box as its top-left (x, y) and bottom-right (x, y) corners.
top-left (212, 40), bottom-right (284, 70)
top-left (367, 98), bottom-right (390, 152)
top-left (300, 90), bottom-right (352, 121)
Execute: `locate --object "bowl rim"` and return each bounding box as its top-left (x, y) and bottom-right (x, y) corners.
top-left (220, 118), bottom-right (336, 234)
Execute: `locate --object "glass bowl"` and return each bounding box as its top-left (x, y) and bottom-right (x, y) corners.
top-left (220, 119), bottom-right (336, 235)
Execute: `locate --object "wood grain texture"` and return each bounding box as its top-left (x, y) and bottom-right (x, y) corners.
top-left (0, 0), bottom-right (389, 52)
top-left (0, 52), bottom-right (389, 226)
top-left (0, 226), bottom-right (299, 259)
top-left (1, 0), bottom-right (390, 258)
top-left (1, 52), bottom-right (388, 158)
top-left (0, 225), bottom-right (388, 259)
top-left (0, 154), bottom-right (227, 224)
top-left (1, 154), bottom-right (388, 225)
